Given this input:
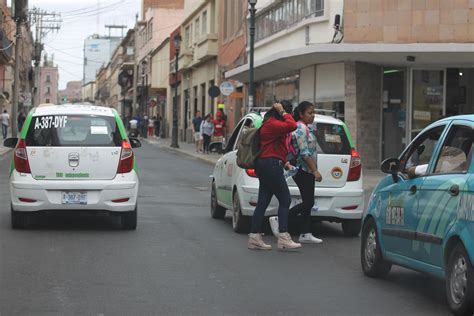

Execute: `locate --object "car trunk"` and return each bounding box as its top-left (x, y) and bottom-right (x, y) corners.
top-left (27, 147), bottom-right (121, 180)
top-left (25, 114), bottom-right (123, 180)
top-left (287, 121), bottom-right (353, 188)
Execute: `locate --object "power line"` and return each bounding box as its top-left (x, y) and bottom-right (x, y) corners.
top-left (58, 0), bottom-right (124, 15)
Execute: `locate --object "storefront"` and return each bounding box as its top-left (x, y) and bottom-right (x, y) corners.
top-left (382, 67), bottom-right (474, 160)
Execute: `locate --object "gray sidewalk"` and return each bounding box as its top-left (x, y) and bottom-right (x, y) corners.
top-left (142, 138), bottom-right (385, 192)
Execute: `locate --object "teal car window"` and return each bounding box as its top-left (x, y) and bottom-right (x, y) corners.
top-left (433, 125), bottom-right (473, 174)
top-left (402, 125), bottom-right (445, 176)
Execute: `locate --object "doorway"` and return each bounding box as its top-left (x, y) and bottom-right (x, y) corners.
top-left (382, 68), bottom-right (408, 159)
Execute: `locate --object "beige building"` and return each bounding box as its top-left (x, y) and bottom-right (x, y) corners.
top-left (226, 0), bottom-right (474, 169)
top-left (136, 1), bottom-right (184, 117)
top-left (150, 38), bottom-right (170, 137)
top-left (82, 81), bottom-right (96, 103)
top-left (176, 0), bottom-right (219, 142)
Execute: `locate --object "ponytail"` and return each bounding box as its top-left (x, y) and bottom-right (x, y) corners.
top-left (293, 101), bottom-right (314, 121)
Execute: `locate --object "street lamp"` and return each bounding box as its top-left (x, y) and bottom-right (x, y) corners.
top-left (141, 60), bottom-right (148, 138)
top-left (170, 33), bottom-right (182, 148)
top-left (248, 0), bottom-right (257, 112)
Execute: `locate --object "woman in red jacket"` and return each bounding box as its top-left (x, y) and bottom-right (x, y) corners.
top-left (248, 101), bottom-right (301, 251)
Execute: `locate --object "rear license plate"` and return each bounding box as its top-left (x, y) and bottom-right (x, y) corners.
top-left (62, 192), bottom-right (87, 205)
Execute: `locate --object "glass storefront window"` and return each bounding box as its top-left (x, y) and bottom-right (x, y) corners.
top-left (446, 68), bottom-right (474, 117)
top-left (411, 70), bottom-right (445, 139)
top-left (255, 73), bottom-right (299, 109)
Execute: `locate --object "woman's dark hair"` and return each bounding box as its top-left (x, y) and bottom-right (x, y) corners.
top-left (264, 100), bottom-right (293, 122)
top-left (293, 101), bottom-right (314, 121)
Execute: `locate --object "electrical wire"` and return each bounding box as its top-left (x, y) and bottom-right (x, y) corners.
top-left (58, 0), bottom-right (124, 15)
top-left (0, 41), bottom-right (14, 51)
top-left (61, 0), bottom-right (131, 18)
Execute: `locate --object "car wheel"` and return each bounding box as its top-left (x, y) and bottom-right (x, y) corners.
top-left (121, 205), bottom-right (137, 230)
top-left (11, 205), bottom-right (28, 229)
top-left (361, 218), bottom-right (391, 278)
top-left (210, 183), bottom-right (226, 219)
top-left (342, 219), bottom-right (361, 237)
top-left (232, 191), bottom-right (250, 234)
top-left (446, 243), bottom-right (474, 316)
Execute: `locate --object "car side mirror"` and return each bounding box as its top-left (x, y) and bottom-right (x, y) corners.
top-left (129, 138), bottom-right (141, 148)
top-left (3, 137), bottom-right (18, 148)
top-left (381, 158), bottom-right (401, 183)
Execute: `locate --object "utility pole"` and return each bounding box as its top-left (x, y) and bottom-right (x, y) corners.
top-left (30, 8), bottom-right (61, 106)
top-left (11, 0), bottom-right (28, 138)
top-left (131, 14), bottom-right (138, 120)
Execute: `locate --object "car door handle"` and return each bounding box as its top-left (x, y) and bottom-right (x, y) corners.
top-left (410, 185), bottom-right (417, 194)
top-left (449, 185), bottom-right (460, 197)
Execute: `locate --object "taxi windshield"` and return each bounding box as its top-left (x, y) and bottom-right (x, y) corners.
top-left (25, 114), bottom-right (122, 147)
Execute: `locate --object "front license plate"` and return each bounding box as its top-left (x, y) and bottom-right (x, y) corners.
top-left (62, 192), bottom-right (87, 205)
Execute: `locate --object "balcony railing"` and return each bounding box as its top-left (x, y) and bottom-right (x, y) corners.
top-left (255, 0), bottom-right (324, 43)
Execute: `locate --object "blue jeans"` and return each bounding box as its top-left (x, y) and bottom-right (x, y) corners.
top-left (2, 124), bottom-right (7, 139)
top-left (251, 157), bottom-right (291, 233)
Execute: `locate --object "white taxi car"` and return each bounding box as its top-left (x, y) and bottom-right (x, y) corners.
top-left (3, 104), bottom-right (141, 229)
top-left (210, 112), bottom-right (364, 236)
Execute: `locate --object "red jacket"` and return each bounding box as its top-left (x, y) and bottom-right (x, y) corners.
top-left (258, 113), bottom-right (297, 162)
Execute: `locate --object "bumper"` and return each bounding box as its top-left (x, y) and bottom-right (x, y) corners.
top-left (10, 171), bottom-right (139, 213)
top-left (240, 185), bottom-right (364, 219)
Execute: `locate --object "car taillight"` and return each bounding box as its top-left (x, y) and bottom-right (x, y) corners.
top-left (117, 140), bottom-right (134, 174)
top-left (347, 148), bottom-right (361, 182)
top-left (246, 169), bottom-right (257, 178)
top-left (14, 139), bottom-right (31, 174)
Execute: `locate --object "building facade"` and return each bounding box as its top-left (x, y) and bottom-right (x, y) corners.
top-left (150, 38), bottom-right (170, 137)
top-left (82, 81), bottom-right (96, 103)
top-left (58, 80), bottom-right (82, 104)
top-left (217, 0), bottom-right (247, 133)
top-left (95, 63), bottom-right (110, 107)
top-left (0, 0), bottom-right (15, 114)
top-left (177, 0), bottom-right (219, 142)
top-left (83, 35), bottom-right (121, 85)
top-left (39, 55), bottom-right (59, 104)
top-left (225, 0), bottom-right (474, 169)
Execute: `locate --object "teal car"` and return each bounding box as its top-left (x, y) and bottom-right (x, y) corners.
top-left (360, 115), bottom-right (473, 315)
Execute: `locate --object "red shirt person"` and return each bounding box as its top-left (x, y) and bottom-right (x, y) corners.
top-left (213, 111), bottom-right (226, 138)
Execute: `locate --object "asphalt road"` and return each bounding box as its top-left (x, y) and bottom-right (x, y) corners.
top-left (0, 143), bottom-right (451, 315)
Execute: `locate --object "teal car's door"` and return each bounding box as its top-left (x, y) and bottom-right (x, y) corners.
top-left (415, 121), bottom-right (473, 267)
top-left (380, 124), bottom-right (447, 259)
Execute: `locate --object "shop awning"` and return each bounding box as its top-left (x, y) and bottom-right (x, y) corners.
top-left (225, 43), bottom-right (474, 82)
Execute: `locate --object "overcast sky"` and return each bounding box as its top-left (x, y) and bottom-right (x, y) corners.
top-left (28, 0), bottom-right (140, 89)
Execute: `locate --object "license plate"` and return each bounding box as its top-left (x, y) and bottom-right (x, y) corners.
top-left (62, 192), bottom-right (87, 205)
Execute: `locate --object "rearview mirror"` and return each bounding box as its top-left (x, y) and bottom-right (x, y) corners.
top-left (129, 137), bottom-right (141, 148)
top-left (381, 158), bottom-right (401, 174)
top-left (3, 137), bottom-right (18, 148)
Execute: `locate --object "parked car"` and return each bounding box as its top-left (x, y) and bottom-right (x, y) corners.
top-left (3, 104), bottom-right (141, 229)
top-left (210, 111), bottom-right (364, 236)
top-left (360, 115), bottom-right (473, 315)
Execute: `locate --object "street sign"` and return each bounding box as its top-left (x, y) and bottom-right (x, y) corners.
top-left (208, 85), bottom-right (220, 98)
top-left (19, 92), bottom-right (31, 106)
top-left (219, 81), bottom-right (234, 96)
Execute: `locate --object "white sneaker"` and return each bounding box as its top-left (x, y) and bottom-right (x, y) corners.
top-left (299, 233), bottom-right (323, 244)
top-left (269, 216), bottom-right (279, 237)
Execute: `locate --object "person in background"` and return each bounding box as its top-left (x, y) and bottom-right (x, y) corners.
top-left (129, 116), bottom-right (139, 137)
top-left (1, 109), bottom-right (10, 139)
top-left (17, 109), bottom-right (26, 133)
top-left (200, 113), bottom-right (214, 154)
top-left (269, 101), bottom-right (323, 244)
top-left (248, 101), bottom-right (301, 251)
top-left (212, 111), bottom-right (226, 143)
top-left (154, 113), bottom-right (162, 138)
top-left (148, 116), bottom-right (155, 137)
top-left (192, 111), bottom-right (203, 152)
top-left (142, 115), bottom-right (149, 138)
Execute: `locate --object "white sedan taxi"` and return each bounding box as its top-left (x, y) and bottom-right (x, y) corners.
top-left (210, 112), bottom-right (364, 236)
top-left (3, 104), bottom-right (141, 229)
